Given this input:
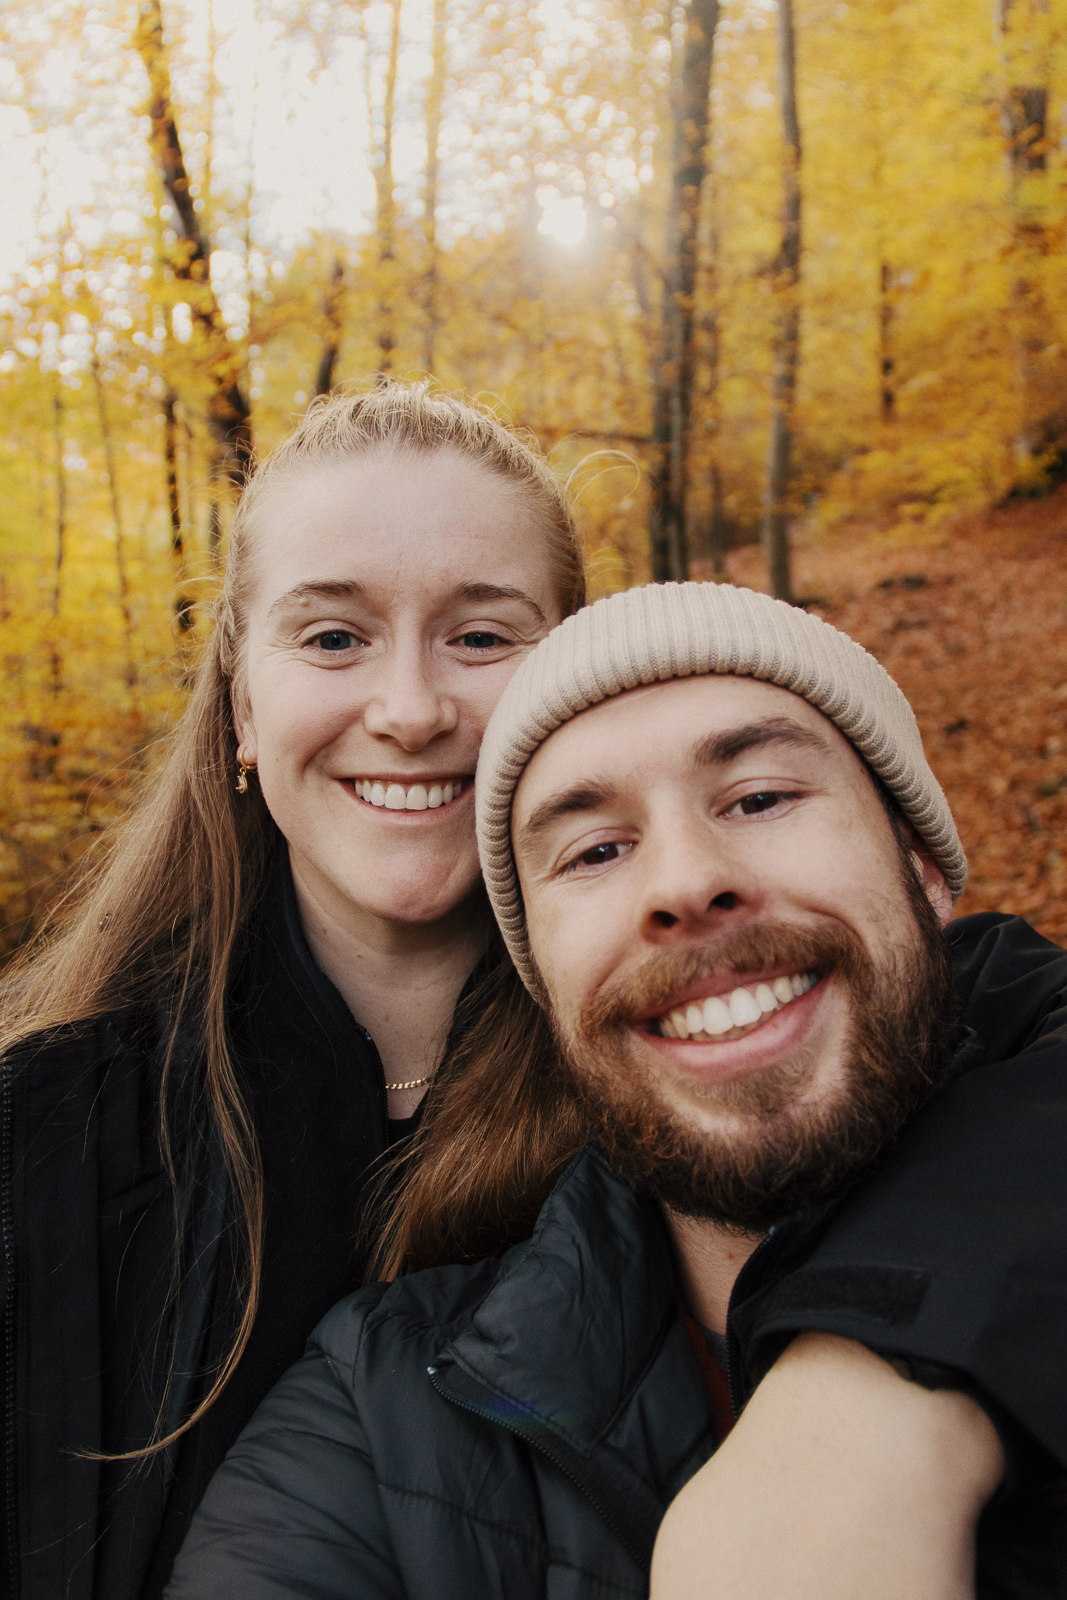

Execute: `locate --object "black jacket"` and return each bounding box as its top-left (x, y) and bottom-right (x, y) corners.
top-left (166, 1120), bottom-right (1067, 1600)
top-left (0, 854), bottom-right (395, 1600)
top-left (6, 911), bottom-right (1067, 1598)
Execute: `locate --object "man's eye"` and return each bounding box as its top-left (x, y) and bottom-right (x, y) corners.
top-left (457, 630), bottom-right (507, 650)
top-left (315, 630), bottom-right (355, 652)
top-left (737, 791), bottom-right (788, 815)
top-left (566, 841), bottom-right (631, 871)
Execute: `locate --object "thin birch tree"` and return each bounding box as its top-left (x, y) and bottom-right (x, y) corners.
top-left (313, 255), bottom-right (347, 397)
top-left (761, 0), bottom-right (801, 603)
top-left (421, 0), bottom-right (448, 375)
top-left (996, 0), bottom-right (1052, 474)
top-left (649, 0), bottom-right (720, 583)
top-left (90, 348), bottom-right (139, 702)
top-left (134, 0), bottom-right (253, 488)
top-left (361, 0), bottom-right (403, 374)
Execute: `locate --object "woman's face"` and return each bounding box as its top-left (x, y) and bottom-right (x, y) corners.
top-left (236, 447), bottom-right (565, 934)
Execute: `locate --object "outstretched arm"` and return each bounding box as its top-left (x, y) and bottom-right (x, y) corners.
top-left (651, 1332), bottom-right (1004, 1600)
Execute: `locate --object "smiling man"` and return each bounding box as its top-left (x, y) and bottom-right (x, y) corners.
top-left (511, 675), bottom-right (957, 1244)
top-left (166, 582), bottom-right (1067, 1600)
top-left (474, 579), bottom-right (1065, 1596)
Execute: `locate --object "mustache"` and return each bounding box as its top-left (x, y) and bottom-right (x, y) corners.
top-left (575, 920), bottom-right (873, 1041)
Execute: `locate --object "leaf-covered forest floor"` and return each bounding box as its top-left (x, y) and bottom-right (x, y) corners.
top-left (696, 489), bottom-right (1067, 945)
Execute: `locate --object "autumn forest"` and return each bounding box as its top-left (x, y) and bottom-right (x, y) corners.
top-left (2, 0), bottom-right (1067, 953)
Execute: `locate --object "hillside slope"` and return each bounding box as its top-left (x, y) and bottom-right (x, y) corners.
top-left (711, 491), bottom-right (1067, 946)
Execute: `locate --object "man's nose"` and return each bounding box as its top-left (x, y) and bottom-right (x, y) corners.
top-left (634, 816), bottom-right (761, 941)
top-left (362, 648), bottom-right (459, 749)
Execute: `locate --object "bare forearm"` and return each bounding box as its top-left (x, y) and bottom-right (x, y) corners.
top-left (651, 1333), bottom-right (1004, 1600)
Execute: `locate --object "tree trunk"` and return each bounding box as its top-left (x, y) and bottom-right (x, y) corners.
top-left (134, 0), bottom-right (252, 487)
top-left (879, 260), bottom-right (896, 423)
top-left (90, 350), bottom-right (139, 699)
top-left (50, 382), bottom-right (67, 694)
top-left (701, 303), bottom-right (727, 578)
top-left (694, 126), bottom-right (726, 579)
top-left (364, 0), bottom-right (403, 375)
top-left (761, 0), bottom-right (801, 603)
top-left (421, 0), bottom-right (447, 375)
top-left (649, 0), bottom-right (720, 583)
top-left (313, 254), bottom-right (346, 397)
top-left (995, 0), bottom-right (1051, 473)
top-left (163, 387), bottom-right (183, 563)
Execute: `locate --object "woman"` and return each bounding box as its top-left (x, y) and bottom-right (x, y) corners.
top-left (0, 382), bottom-right (583, 1600)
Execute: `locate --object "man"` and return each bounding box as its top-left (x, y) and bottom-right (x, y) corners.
top-left (166, 582), bottom-right (1067, 1599)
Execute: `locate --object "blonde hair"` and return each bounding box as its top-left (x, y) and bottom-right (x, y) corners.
top-left (0, 380), bottom-right (585, 1454)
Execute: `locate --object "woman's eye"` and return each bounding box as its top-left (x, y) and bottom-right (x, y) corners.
top-left (456, 630), bottom-right (508, 651)
top-left (314, 630), bottom-right (355, 652)
top-left (737, 791), bottom-right (789, 815)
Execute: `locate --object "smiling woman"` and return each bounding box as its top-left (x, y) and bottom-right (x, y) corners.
top-left (0, 381), bottom-right (583, 1600)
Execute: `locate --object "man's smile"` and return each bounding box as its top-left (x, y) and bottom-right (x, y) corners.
top-left (653, 970), bottom-right (821, 1043)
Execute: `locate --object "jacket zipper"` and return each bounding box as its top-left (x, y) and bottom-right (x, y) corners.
top-left (723, 1224), bottom-right (778, 1418)
top-left (360, 1027), bottom-right (390, 1149)
top-left (1, 1056), bottom-right (18, 1598)
top-left (428, 1369), bottom-right (650, 1570)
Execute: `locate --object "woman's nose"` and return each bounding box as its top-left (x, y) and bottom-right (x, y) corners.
top-left (362, 651), bottom-right (459, 749)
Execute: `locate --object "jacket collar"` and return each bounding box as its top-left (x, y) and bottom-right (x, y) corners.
top-left (437, 1146), bottom-right (684, 1455)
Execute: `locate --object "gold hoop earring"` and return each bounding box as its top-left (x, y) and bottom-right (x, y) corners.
top-left (236, 745), bottom-right (257, 795)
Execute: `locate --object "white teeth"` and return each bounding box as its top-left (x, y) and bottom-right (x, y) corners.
top-left (754, 983), bottom-right (777, 1014)
top-left (702, 995), bottom-right (733, 1036)
top-left (729, 986), bottom-right (762, 1027)
top-left (659, 971), bottom-right (817, 1042)
top-left (356, 779), bottom-right (465, 810)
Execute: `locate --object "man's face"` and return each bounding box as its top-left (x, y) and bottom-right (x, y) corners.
top-left (512, 675), bottom-right (957, 1230)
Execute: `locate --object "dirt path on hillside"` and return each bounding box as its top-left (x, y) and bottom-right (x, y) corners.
top-left (695, 490), bottom-right (1067, 945)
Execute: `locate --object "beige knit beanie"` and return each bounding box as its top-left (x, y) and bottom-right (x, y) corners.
top-left (476, 581), bottom-right (966, 993)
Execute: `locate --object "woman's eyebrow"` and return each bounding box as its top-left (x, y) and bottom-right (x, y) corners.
top-left (454, 582), bottom-right (548, 626)
top-left (266, 579), bottom-right (366, 619)
top-left (266, 580), bottom-right (548, 626)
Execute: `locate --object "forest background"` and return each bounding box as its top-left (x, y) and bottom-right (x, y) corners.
top-left (2, 0), bottom-right (1067, 957)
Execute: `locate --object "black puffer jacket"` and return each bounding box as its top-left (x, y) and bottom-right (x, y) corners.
top-left (166, 915), bottom-right (1067, 1600)
top-left (6, 911), bottom-right (1067, 1599)
top-left (0, 852), bottom-right (398, 1600)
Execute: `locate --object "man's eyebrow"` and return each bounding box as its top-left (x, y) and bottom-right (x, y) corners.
top-left (516, 781), bottom-right (619, 852)
top-left (692, 717), bottom-right (831, 768)
top-left (454, 582), bottom-right (548, 627)
top-left (266, 579), bottom-right (366, 619)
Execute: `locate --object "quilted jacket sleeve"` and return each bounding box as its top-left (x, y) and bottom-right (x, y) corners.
top-left (733, 913), bottom-right (1067, 1469)
top-left (164, 1338), bottom-right (404, 1600)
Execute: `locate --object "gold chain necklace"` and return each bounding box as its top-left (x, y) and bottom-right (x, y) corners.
top-left (384, 1073), bottom-right (432, 1092)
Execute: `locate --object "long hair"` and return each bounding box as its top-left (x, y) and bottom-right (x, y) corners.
top-left (0, 380), bottom-right (585, 1452)
top-left (374, 953), bottom-right (586, 1280)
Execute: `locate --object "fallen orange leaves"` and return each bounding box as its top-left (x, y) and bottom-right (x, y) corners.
top-left (720, 488), bottom-right (1067, 945)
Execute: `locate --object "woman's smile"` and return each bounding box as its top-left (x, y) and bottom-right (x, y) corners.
top-left (346, 775), bottom-right (473, 812)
